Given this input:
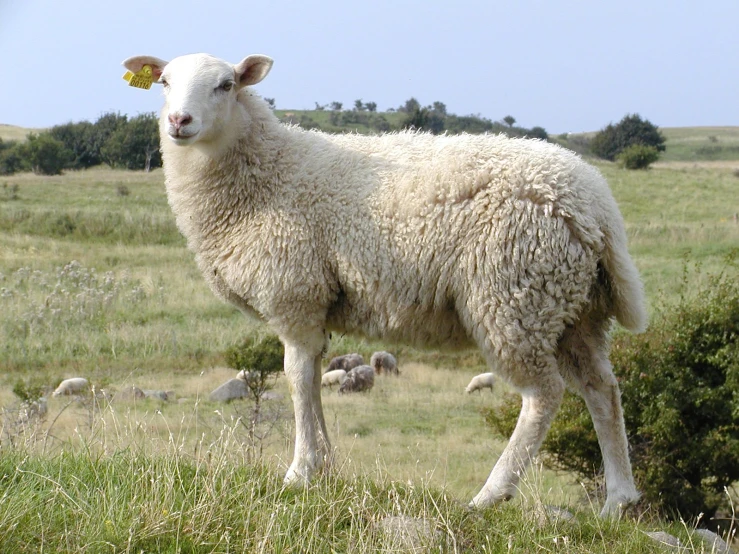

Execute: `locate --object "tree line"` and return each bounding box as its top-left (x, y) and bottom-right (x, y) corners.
top-left (0, 112), bottom-right (160, 176)
top-left (0, 99), bottom-right (666, 177)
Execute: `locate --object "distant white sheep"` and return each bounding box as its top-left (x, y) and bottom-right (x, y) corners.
top-left (123, 51), bottom-right (646, 516)
top-left (325, 353), bottom-right (364, 373)
top-left (370, 351), bottom-right (398, 376)
top-left (321, 369), bottom-right (347, 388)
top-left (52, 377), bottom-right (89, 397)
top-left (338, 365), bottom-right (375, 394)
top-left (465, 373), bottom-right (495, 394)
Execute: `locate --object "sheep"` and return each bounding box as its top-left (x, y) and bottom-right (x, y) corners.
top-left (370, 351), bottom-right (398, 376)
top-left (465, 372), bottom-right (495, 394)
top-left (338, 365), bottom-right (375, 394)
top-left (52, 377), bottom-right (89, 397)
top-left (321, 369), bottom-right (347, 388)
top-left (325, 353), bottom-right (364, 373)
top-left (122, 51), bottom-right (646, 517)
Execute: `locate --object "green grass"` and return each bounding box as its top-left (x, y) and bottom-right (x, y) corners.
top-left (1, 157), bottom-right (738, 551)
top-left (659, 126), bottom-right (739, 162)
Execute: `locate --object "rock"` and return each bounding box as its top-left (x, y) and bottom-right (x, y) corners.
top-left (531, 503), bottom-right (576, 528)
top-left (143, 390), bottom-right (171, 401)
top-left (693, 529), bottom-right (734, 554)
top-left (114, 385), bottom-right (145, 401)
top-left (645, 531), bottom-right (682, 550)
top-left (209, 378), bottom-right (249, 402)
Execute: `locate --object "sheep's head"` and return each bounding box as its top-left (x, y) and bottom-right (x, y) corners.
top-left (122, 53), bottom-right (273, 147)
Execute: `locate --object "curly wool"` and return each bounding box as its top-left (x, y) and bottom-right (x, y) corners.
top-left (162, 95), bottom-right (644, 388)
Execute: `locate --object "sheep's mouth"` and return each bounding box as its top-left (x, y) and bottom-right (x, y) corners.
top-left (168, 131), bottom-right (199, 145)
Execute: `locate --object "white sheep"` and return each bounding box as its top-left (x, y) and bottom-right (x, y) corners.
top-left (325, 353), bottom-right (364, 373)
top-left (321, 369), bottom-right (347, 388)
top-left (465, 372), bottom-right (495, 394)
top-left (338, 365), bottom-right (375, 394)
top-left (123, 52), bottom-right (646, 516)
top-left (370, 351), bottom-right (398, 375)
top-left (52, 377), bottom-right (89, 397)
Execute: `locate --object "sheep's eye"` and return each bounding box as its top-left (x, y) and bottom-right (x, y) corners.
top-left (160, 78), bottom-right (169, 88)
top-left (218, 81), bottom-right (234, 92)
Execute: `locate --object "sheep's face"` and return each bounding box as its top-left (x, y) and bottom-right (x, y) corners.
top-left (122, 53), bottom-right (273, 147)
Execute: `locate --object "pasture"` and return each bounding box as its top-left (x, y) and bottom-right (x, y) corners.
top-left (1, 154), bottom-right (738, 551)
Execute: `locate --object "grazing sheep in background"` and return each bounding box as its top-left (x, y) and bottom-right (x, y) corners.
top-left (122, 51), bottom-right (646, 516)
top-left (325, 353), bottom-right (364, 373)
top-left (338, 365), bottom-right (375, 394)
top-left (370, 351), bottom-right (398, 375)
top-left (52, 377), bottom-right (89, 397)
top-left (321, 369), bottom-right (347, 389)
top-left (465, 372), bottom-right (495, 394)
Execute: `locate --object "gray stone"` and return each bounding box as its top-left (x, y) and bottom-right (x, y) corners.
top-left (114, 385), bottom-right (145, 401)
top-left (209, 378), bottom-right (249, 402)
top-left (693, 529), bottom-right (734, 554)
top-left (143, 390), bottom-right (170, 401)
top-left (645, 531), bottom-right (683, 550)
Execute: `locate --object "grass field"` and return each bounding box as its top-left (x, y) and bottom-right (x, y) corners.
top-left (1, 153), bottom-right (737, 551)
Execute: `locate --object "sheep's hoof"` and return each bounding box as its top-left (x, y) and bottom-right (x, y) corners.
top-left (599, 491), bottom-right (640, 519)
top-left (468, 490), bottom-right (513, 510)
top-left (283, 465), bottom-right (312, 488)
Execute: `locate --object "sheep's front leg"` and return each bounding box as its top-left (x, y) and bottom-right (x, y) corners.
top-left (283, 334), bottom-right (331, 486)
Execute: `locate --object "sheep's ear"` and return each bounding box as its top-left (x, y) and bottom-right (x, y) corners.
top-left (234, 55), bottom-right (273, 87)
top-left (122, 56), bottom-right (169, 83)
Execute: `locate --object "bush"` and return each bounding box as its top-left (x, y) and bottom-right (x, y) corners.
top-left (17, 133), bottom-right (72, 176)
top-left (616, 144), bottom-right (660, 170)
top-left (590, 113), bottom-right (666, 161)
top-left (484, 253), bottom-right (739, 522)
top-left (225, 334), bottom-right (284, 401)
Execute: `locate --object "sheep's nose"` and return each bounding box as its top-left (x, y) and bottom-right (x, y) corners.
top-left (168, 112), bottom-right (192, 130)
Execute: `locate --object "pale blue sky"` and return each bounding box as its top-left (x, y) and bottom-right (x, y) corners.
top-left (1, 0), bottom-right (737, 134)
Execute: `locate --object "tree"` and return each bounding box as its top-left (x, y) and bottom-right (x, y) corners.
top-left (354, 99), bottom-right (365, 111)
top-left (401, 106), bottom-right (445, 135)
top-left (617, 144), bottom-right (660, 170)
top-left (314, 102), bottom-right (326, 111)
top-left (17, 133), bottom-right (72, 175)
top-left (590, 113), bottom-right (666, 161)
top-left (527, 126), bottom-right (549, 141)
top-left (503, 115), bottom-right (516, 128)
top-left (49, 121), bottom-right (98, 169)
top-left (432, 101), bottom-right (447, 116)
top-left (399, 97), bottom-right (421, 113)
top-left (264, 98), bottom-right (276, 109)
top-left (225, 334), bottom-right (285, 460)
top-left (0, 138), bottom-right (26, 175)
top-left (365, 101), bottom-right (377, 113)
top-left (101, 112), bottom-right (161, 171)
top-left (329, 101), bottom-right (343, 111)
top-left (94, 112), bottom-right (128, 167)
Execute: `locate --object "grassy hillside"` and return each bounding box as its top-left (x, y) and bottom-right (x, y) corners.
top-left (0, 124), bottom-right (42, 142)
top-left (0, 157), bottom-right (737, 549)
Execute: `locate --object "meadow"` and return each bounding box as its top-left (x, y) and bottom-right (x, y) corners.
top-left (0, 138), bottom-right (738, 551)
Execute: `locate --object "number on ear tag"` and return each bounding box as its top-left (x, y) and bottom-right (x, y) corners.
top-left (123, 65), bottom-right (153, 90)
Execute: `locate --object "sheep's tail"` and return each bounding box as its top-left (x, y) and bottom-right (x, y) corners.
top-left (600, 221), bottom-right (648, 333)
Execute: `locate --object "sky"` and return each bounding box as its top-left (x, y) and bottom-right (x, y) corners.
top-left (1, 0), bottom-right (738, 134)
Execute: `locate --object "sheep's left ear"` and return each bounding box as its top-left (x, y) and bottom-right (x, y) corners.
top-left (234, 55), bottom-right (273, 87)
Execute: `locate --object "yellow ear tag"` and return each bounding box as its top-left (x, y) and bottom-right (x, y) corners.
top-left (123, 65), bottom-right (153, 90)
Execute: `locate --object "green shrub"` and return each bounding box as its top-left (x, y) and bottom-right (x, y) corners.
top-left (224, 334), bottom-right (284, 400)
top-left (617, 144), bottom-right (660, 169)
top-left (484, 252), bottom-right (739, 521)
top-left (590, 113), bottom-right (666, 161)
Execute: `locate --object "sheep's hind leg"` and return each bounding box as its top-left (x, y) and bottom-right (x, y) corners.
top-left (470, 370), bottom-right (565, 508)
top-left (563, 328), bottom-right (639, 517)
top-left (283, 334), bottom-right (326, 487)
